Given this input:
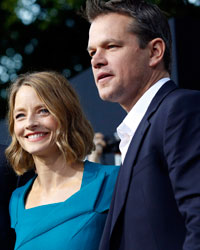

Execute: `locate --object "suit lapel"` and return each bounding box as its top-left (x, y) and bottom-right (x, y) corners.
top-left (110, 81), bottom-right (178, 234)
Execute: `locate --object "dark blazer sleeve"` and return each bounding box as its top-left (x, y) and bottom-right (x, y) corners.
top-left (164, 90), bottom-right (200, 249)
top-left (0, 144), bottom-right (17, 250)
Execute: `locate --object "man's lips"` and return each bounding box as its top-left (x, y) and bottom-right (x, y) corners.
top-left (97, 72), bottom-right (113, 82)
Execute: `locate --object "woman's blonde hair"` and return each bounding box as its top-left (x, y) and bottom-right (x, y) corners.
top-left (6, 71), bottom-right (95, 175)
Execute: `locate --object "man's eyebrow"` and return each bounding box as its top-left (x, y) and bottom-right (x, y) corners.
top-left (87, 39), bottom-right (123, 52)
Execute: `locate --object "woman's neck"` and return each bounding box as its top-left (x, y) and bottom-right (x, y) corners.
top-left (32, 153), bottom-right (84, 193)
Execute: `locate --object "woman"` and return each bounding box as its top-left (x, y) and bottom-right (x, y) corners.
top-left (6, 71), bottom-right (119, 250)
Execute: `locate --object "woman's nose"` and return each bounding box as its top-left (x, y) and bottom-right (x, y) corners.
top-left (25, 115), bottom-right (39, 129)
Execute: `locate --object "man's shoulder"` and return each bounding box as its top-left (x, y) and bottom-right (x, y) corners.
top-left (164, 87), bottom-right (200, 108)
top-left (156, 82), bottom-right (200, 111)
top-left (170, 86), bottom-right (200, 97)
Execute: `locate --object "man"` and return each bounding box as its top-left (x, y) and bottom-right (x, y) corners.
top-left (85, 0), bottom-right (200, 249)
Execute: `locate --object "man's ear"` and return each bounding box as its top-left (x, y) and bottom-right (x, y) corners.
top-left (148, 38), bottom-right (165, 67)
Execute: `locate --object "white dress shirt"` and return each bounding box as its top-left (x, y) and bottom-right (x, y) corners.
top-left (117, 78), bottom-right (170, 163)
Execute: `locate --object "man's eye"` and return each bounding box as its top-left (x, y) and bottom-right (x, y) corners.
top-left (89, 51), bottom-right (95, 57)
top-left (108, 45), bottom-right (117, 49)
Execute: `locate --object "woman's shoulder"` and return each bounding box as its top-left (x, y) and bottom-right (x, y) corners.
top-left (9, 177), bottom-right (36, 227)
top-left (84, 161), bottom-right (119, 213)
top-left (9, 184), bottom-right (26, 228)
top-left (9, 185), bottom-right (24, 217)
top-left (11, 176), bottom-right (35, 204)
top-left (85, 160), bottom-right (120, 176)
top-left (11, 183), bottom-right (26, 199)
top-left (84, 160), bottom-right (119, 191)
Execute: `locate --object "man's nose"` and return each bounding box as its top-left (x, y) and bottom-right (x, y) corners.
top-left (91, 51), bottom-right (107, 69)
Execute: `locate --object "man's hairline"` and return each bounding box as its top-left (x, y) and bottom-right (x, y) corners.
top-left (87, 12), bottom-right (143, 47)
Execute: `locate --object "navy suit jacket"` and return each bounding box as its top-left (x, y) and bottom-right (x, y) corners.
top-left (99, 81), bottom-right (200, 250)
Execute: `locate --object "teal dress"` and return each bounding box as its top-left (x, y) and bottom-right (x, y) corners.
top-left (9, 161), bottom-right (119, 250)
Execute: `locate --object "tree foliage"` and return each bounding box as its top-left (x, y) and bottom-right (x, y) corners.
top-left (0, 0), bottom-right (199, 118)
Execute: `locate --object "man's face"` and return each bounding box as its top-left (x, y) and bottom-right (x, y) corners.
top-left (88, 13), bottom-right (152, 112)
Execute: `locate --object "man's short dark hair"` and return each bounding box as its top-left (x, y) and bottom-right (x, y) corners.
top-left (84, 0), bottom-right (172, 74)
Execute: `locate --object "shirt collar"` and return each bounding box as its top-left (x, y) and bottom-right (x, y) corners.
top-left (117, 78), bottom-right (170, 139)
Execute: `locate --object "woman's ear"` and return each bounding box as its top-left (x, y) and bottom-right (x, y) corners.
top-left (148, 38), bottom-right (166, 67)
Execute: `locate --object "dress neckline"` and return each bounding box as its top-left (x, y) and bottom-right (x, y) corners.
top-left (22, 160), bottom-right (93, 211)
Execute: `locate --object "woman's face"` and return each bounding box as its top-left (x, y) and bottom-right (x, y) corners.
top-left (13, 85), bottom-right (60, 158)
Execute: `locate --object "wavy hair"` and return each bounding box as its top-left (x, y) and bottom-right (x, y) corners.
top-left (6, 71), bottom-right (95, 175)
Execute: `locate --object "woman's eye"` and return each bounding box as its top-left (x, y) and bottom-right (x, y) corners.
top-left (40, 108), bottom-right (49, 114)
top-left (15, 113), bottom-right (24, 119)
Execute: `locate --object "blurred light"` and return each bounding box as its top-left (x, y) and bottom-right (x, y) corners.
top-left (10, 73), bottom-right (18, 81)
top-left (62, 69), bottom-right (71, 78)
top-left (0, 66), bottom-right (6, 75)
top-left (24, 38), bottom-right (38, 54)
top-left (74, 64), bottom-right (83, 72)
top-left (188, 0), bottom-right (200, 5)
top-left (65, 19), bottom-right (75, 28)
top-left (0, 73), bottom-right (9, 83)
top-left (6, 48), bottom-right (15, 57)
top-left (0, 51), bottom-right (23, 84)
top-left (24, 43), bottom-right (34, 54)
top-left (8, 69), bottom-right (16, 74)
top-left (13, 53), bottom-right (23, 62)
top-left (0, 89), bottom-right (7, 99)
top-left (38, 10), bottom-right (48, 20)
top-left (15, 61), bottom-right (23, 70)
top-left (22, 0), bottom-right (36, 6)
top-left (15, 0), bottom-right (41, 25)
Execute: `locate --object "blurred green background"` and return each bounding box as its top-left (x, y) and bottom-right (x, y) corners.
top-left (0, 0), bottom-right (200, 119)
